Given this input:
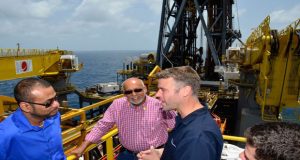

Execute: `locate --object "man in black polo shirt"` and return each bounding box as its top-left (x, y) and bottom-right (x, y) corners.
top-left (138, 66), bottom-right (223, 160)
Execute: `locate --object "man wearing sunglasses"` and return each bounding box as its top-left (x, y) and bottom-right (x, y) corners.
top-left (71, 77), bottom-right (176, 160)
top-left (0, 78), bottom-right (65, 160)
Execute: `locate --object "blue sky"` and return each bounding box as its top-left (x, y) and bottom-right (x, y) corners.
top-left (0, 0), bottom-right (299, 51)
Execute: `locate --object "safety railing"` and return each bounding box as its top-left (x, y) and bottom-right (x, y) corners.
top-left (67, 128), bottom-right (119, 160)
top-left (64, 94), bottom-right (124, 160)
top-left (0, 48), bottom-right (72, 57)
top-left (66, 132), bottom-right (246, 160)
top-left (1, 93), bottom-right (246, 160)
top-left (61, 108), bottom-right (87, 154)
top-left (0, 95), bottom-right (17, 116)
top-left (223, 135), bottom-right (246, 143)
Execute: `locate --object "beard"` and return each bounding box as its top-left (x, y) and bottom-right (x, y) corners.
top-left (31, 106), bottom-right (57, 119)
top-left (129, 96), bottom-right (146, 106)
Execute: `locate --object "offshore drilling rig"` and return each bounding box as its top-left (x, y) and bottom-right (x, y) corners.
top-left (156, 0), bottom-right (241, 80)
top-left (152, 0), bottom-right (300, 136)
top-left (1, 0), bottom-right (299, 159)
top-left (153, 0), bottom-right (243, 135)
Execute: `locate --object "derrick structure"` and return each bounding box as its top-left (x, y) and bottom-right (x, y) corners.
top-left (156, 0), bottom-right (241, 80)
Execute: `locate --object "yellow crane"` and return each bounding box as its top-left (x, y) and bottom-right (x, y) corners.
top-left (0, 47), bottom-right (89, 158)
top-left (0, 47), bottom-right (82, 115)
top-left (0, 48), bottom-right (81, 81)
top-left (241, 16), bottom-right (300, 122)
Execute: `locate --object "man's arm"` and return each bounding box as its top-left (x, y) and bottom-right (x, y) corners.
top-left (69, 140), bottom-right (92, 158)
top-left (69, 102), bottom-right (117, 157)
top-left (69, 119), bottom-right (115, 158)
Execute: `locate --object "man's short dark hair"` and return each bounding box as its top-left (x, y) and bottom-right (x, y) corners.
top-left (156, 66), bottom-right (200, 96)
top-left (245, 122), bottom-right (300, 160)
top-left (14, 77), bottom-right (52, 103)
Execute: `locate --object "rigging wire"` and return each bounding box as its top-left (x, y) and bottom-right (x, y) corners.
top-left (235, 0), bottom-right (241, 32)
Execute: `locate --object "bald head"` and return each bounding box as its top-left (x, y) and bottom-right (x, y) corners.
top-left (122, 77), bottom-right (145, 91)
top-left (122, 77), bottom-right (147, 106)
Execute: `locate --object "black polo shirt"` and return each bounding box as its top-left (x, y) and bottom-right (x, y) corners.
top-left (161, 107), bottom-right (223, 160)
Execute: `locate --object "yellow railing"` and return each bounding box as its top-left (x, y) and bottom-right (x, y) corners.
top-left (0, 93), bottom-right (125, 160)
top-left (0, 95), bottom-right (17, 116)
top-left (1, 91), bottom-right (246, 160)
top-left (67, 128), bottom-right (119, 160)
top-left (100, 128), bottom-right (119, 160)
top-left (63, 90), bottom-right (246, 159)
top-left (61, 108), bottom-right (86, 152)
top-left (0, 48), bottom-right (60, 57)
top-left (81, 94), bottom-right (123, 112)
top-left (64, 94), bottom-right (124, 160)
top-left (223, 135), bottom-right (246, 143)
top-left (66, 132), bottom-right (246, 160)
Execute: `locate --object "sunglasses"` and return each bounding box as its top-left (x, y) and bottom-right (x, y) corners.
top-left (22, 96), bottom-right (58, 108)
top-left (124, 88), bottom-right (143, 95)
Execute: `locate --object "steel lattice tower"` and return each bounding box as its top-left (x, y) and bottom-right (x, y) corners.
top-left (156, 0), bottom-right (241, 80)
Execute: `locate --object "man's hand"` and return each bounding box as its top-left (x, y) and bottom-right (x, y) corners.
top-left (69, 146), bottom-right (85, 158)
top-left (68, 141), bottom-right (91, 158)
top-left (137, 146), bottom-right (163, 160)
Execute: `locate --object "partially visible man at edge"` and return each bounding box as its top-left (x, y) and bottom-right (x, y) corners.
top-left (138, 66), bottom-right (223, 160)
top-left (0, 78), bottom-right (65, 160)
top-left (239, 122), bottom-right (300, 160)
top-left (70, 77), bottom-right (176, 160)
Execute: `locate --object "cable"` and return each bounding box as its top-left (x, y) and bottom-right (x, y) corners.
top-left (235, 0), bottom-right (241, 32)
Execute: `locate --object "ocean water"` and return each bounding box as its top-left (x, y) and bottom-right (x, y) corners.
top-left (0, 50), bottom-right (152, 107)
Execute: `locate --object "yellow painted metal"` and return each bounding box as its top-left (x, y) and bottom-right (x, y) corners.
top-left (66, 130), bottom-right (246, 160)
top-left (243, 16), bottom-right (300, 121)
top-left (62, 125), bottom-right (83, 144)
top-left (61, 108), bottom-right (86, 145)
top-left (63, 95), bottom-right (123, 159)
top-left (223, 135), bottom-right (246, 143)
top-left (148, 65), bottom-right (161, 78)
top-left (100, 128), bottom-right (118, 140)
top-left (106, 137), bottom-right (114, 160)
top-left (0, 95), bottom-right (17, 116)
top-left (61, 108), bottom-right (86, 122)
top-left (0, 48), bottom-right (122, 159)
top-left (0, 49), bottom-right (64, 81)
top-left (147, 65), bottom-right (161, 90)
top-left (81, 94), bottom-right (124, 112)
top-left (244, 16), bottom-right (270, 66)
top-left (0, 100), bottom-right (3, 116)
top-left (101, 128), bottom-right (119, 160)
top-left (278, 19), bottom-right (300, 121)
top-left (66, 155), bottom-right (76, 160)
top-left (67, 128), bottom-right (119, 160)
top-left (0, 95), bottom-right (17, 117)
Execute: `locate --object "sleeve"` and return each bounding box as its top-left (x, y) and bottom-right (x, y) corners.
top-left (162, 110), bottom-right (177, 129)
top-left (0, 126), bottom-right (8, 159)
top-left (174, 132), bottom-right (221, 160)
top-left (85, 101), bottom-right (117, 143)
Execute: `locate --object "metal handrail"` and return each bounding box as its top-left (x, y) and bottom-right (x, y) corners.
top-left (66, 133), bottom-right (246, 160)
top-left (223, 135), bottom-right (246, 143)
top-left (67, 128), bottom-right (119, 160)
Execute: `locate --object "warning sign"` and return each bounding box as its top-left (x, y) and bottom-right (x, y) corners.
top-left (16, 60), bottom-right (33, 74)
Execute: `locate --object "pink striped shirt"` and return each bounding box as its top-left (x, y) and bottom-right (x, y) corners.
top-left (85, 95), bottom-right (176, 152)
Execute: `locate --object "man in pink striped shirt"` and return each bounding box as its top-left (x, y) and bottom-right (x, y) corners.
top-left (71, 77), bottom-right (176, 160)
